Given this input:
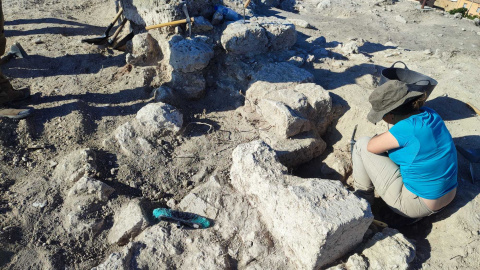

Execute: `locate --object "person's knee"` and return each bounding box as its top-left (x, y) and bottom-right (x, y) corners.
top-left (354, 136), bottom-right (371, 152)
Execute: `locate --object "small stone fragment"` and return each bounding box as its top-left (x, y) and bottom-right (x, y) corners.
top-left (287, 18), bottom-right (313, 29)
top-left (108, 199), bottom-right (150, 246)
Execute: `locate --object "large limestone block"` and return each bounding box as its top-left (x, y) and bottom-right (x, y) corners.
top-left (362, 228), bottom-right (416, 270)
top-left (257, 98), bottom-right (311, 138)
top-left (179, 176), bottom-right (287, 267)
top-left (169, 71), bottom-right (206, 99)
top-left (52, 148), bottom-right (97, 185)
top-left (246, 81), bottom-right (332, 138)
top-left (252, 17), bottom-right (297, 51)
top-left (328, 228), bottom-right (416, 270)
top-left (108, 200), bottom-right (150, 246)
top-left (120, 0), bottom-right (219, 26)
top-left (265, 131), bottom-right (327, 167)
top-left (230, 141), bottom-right (373, 269)
top-left (221, 21), bottom-right (268, 56)
top-left (97, 226), bottom-right (228, 270)
top-left (252, 62), bottom-right (314, 83)
top-left (135, 102), bottom-right (183, 137)
top-left (247, 82), bottom-right (331, 122)
top-left (168, 37), bottom-right (214, 73)
top-left (67, 176), bottom-right (115, 201)
top-left (129, 32), bottom-right (162, 65)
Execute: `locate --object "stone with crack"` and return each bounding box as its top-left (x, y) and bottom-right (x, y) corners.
top-left (128, 32), bottom-right (162, 65)
top-left (230, 140), bottom-right (373, 269)
top-left (112, 102), bottom-right (183, 158)
top-left (252, 17), bottom-right (297, 51)
top-left (245, 81), bottom-right (332, 136)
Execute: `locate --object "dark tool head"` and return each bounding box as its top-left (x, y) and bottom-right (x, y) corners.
top-left (81, 22), bottom-right (114, 45)
top-left (81, 35), bottom-right (109, 45)
top-left (113, 31), bottom-right (134, 50)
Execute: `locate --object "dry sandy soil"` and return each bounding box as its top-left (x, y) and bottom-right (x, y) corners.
top-left (1, 0), bottom-right (479, 269)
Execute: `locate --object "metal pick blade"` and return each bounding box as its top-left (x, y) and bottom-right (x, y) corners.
top-left (182, 4), bottom-right (191, 38)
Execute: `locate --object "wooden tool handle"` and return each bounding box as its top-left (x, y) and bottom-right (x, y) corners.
top-left (467, 102), bottom-right (480, 115)
top-left (244, 0), bottom-right (252, 8)
top-left (110, 18), bottom-right (127, 42)
top-left (145, 18), bottom-right (194, 30)
top-left (111, 8), bottom-right (124, 25)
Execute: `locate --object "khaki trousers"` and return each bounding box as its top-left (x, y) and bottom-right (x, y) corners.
top-left (352, 136), bottom-right (436, 218)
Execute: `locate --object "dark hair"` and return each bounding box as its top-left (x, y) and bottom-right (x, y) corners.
top-left (390, 92), bottom-right (427, 116)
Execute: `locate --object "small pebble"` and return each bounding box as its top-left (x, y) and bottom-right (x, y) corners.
top-left (34, 38), bottom-right (43, 44)
top-left (49, 160), bottom-right (58, 168)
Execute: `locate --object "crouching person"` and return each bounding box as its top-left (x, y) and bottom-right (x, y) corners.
top-left (352, 80), bottom-right (457, 219)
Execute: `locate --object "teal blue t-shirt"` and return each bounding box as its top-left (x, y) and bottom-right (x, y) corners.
top-left (388, 107), bottom-right (458, 200)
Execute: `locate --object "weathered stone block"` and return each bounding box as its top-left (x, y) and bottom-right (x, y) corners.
top-left (246, 81), bottom-right (332, 135)
top-left (168, 37), bottom-right (214, 72)
top-left (193, 16), bottom-right (214, 33)
top-left (252, 62), bottom-right (314, 83)
top-left (135, 102), bottom-right (183, 137)
top-left (221, 21), bottom-right (268, 56)
top-left (114, 122), bottom-right (154, 158)
top-left (362, 228), bottom-right (416, 270)
top-left (230, 141), bottom-right (373, 269)
top-left (52, 148), bottom-right (97, 185)
top-left (67, 176), bottom-right (115, 201)
top-left (257, 98), bottom-right (311, 138)
top-left (264, 131), bottom-right (327, 167)
top-left (108, 199), bottom-right (150, 246)
top-left (253, 17), bottom-right (297, 51)
top-left (129, 33), bottom-right (162, 65)
top-left (169, 71), bottom-right (206, 99)
top-left (121, 0), bottom-right (220, 26)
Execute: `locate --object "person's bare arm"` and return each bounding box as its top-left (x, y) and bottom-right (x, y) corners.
top-left (367, 131), bottom-right (400, 154)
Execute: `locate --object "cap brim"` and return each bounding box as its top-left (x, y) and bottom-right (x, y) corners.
top-left (367, 108), bottom-right (387, 124)
top-left (367, 90), bottom-right (424, 124)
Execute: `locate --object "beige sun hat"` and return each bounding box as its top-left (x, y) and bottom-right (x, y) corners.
top-left (367, 80), bottom-right (424, 124)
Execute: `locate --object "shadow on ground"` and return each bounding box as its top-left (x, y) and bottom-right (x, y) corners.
top-left (3, 53), bottom-right (125, 78)
top-left (426, 96), bottom-right (476, 121)
top-left (5, 18), bottom-right (106, 37)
